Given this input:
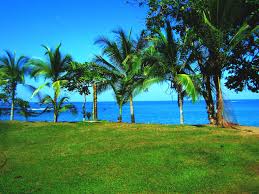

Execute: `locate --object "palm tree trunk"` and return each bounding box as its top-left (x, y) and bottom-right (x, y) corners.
top-left (205, 97), bottom-right (216, 125)
top-left (198, 58), bottom-right (216, 125)
top-left (178, 91), bottom-right (184, 125)
top-left (129, 95), bottom-right (135, 123)
top-left (214, 74), bottom-right (224, 126)
top-left (82, 93), bottom-right (86, 122)
top-left (204, 76), bottom-right (216, 125)
top-left (118, 104), bottom-right (122, 123)
top-left (92, 83), bottom-right (98, 121)
top-left (10, 88), bottom-right (15, 121)
top-left (54, 112), bottom-right (58, 123)
top-left (53, 90), bottom-right (58, 123)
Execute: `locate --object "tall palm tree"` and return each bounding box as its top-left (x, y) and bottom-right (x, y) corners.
top-left (195, 0), bottom-right (258, 126)
top-left (196, 48), bottom-right (216, 125)
top-left (95, 29), bottom-right (148, 123)
top-left (0, 51), bottom-right (29, 120)
top-left (90, 58), bottom-right (129, 122)
top-left (151, 21), bottom-right (198, 124)
top-left (28, 44), bottom-right (76, 122)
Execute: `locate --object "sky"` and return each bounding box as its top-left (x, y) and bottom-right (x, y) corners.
top-left (0, 0), bottom-right (258, 102)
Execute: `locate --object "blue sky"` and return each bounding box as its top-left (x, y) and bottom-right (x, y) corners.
top-left (0, 0), bottom-right (258, 102)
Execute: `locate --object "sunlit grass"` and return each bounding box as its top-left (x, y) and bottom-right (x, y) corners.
top-left (0, 122), bottom-right (258, 193)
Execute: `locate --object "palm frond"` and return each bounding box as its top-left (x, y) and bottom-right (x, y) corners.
top-left (229, 22), bottom-right (257, 49)
top-left (57, 96), bottom-right (69, 110)
top-left (31, 82), bottom-right (51, 98)
top-left (203, 11), bottom-right (219, 32)
top-left (27, 59), bottom-right (51, 78)
top-left (41, 95), bottom-right (54, 105)
top-left (175, 74), bottom-right (199, 102)
top-left (133, 77), bottom-right (164, 97)
top-left (59, 104), bottom-right (77, 115)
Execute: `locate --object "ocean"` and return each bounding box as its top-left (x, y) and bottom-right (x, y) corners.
top-left (0, 100), bottom-right (259, 126)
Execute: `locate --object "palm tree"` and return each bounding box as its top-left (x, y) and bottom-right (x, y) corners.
top-left (0, 51), bottom-right (29, 120)
top-left (195, 0), bottom-right (258, 126)
top-left (90, 59), bottom-right (126, 122)
top-left (196, 49), bottom-right (216, 125)
top-left (151, 21), bottom-right (198, 124)
top-left (41, 95), bottom-right (77, 122)
top-left (94, 29), bottom-right (148, 123)
top-left (28, 44), bottom-right (75, 122)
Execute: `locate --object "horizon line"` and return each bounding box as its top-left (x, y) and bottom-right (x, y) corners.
top-left (27, 99), bottom-right (259, 103)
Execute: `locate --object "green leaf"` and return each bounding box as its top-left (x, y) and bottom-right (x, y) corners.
top-left (229, 23), bottom-right (258, 49)
top-left (203, 11), bottom-right (218, 32)
top-left (31, 82), bottom-right (50, 99)
top-left (175, 74), bottom-right (199, 102)
top-left (52, 80), bottom-right (68, 97)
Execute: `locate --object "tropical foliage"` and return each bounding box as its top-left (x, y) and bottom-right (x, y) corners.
top-left (28, 44), bottom-right (76, 122)
top-left (64, 62), bottom-right (92, 121)
top-left (94, 29), bottom-right (151, 122)
top-left (15, 98), bottom-right (40, 121)
top-left (0, 0), bottom-right (257, 126)
top-left (148, 21), bottom-right (199, 124)
top-left (0, 51), bottom-right (29, 120)
top-left (139, 0), bottom-right (258, 126)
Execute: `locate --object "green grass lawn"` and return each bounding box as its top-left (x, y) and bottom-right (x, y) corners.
top-left (0, 122), bottom-right (258, 193)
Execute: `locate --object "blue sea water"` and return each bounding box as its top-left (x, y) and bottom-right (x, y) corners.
top-left (0, 100), bottom-right (259, 126)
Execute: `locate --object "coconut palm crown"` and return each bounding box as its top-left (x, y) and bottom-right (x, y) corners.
top-left (94, 29), bottom-right (149, 122)
top-left (150, 21), bottom-right (199, 124)
top-left (28, 44), bottom-right (76, 122)
top-left (0, 51), bottom-right (30, 120)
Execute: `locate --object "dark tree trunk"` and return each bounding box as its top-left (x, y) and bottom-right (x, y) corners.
top-left (214, 74), bottom-right (224, 126)
top-left (53, 90), bottom-right (58, 123)
top-left (82, 93), bottom-right (87, 122)
top-left (10, 88), bottom-right (15, 121)
top-left (204, 75), bottom-right (216, 125)
top-left (198, 57), bottom-right (216, 125)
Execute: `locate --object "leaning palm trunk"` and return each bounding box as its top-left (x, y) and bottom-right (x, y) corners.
top-left (118, 104), bottom-right (122, 123)
top-left (10, 89), bottom-right (15, 121)
top-left (92, 83), bottom-right (98, 121)
top-left (198, 59), bottom-right (216, 125)
top-left (204, 75), bottom-right (216, 125)
top-left (214, 74), bottom-right (224, 126)
top-left (178, 91), bottom-right (184, 125)
top-left (204, 96), bottom-right (216, 125)
top-left (129, 95), bottom-right (135, 123)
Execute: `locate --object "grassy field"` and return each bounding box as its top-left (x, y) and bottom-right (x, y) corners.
top-left (0, 121), bottom-right (258, 193)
